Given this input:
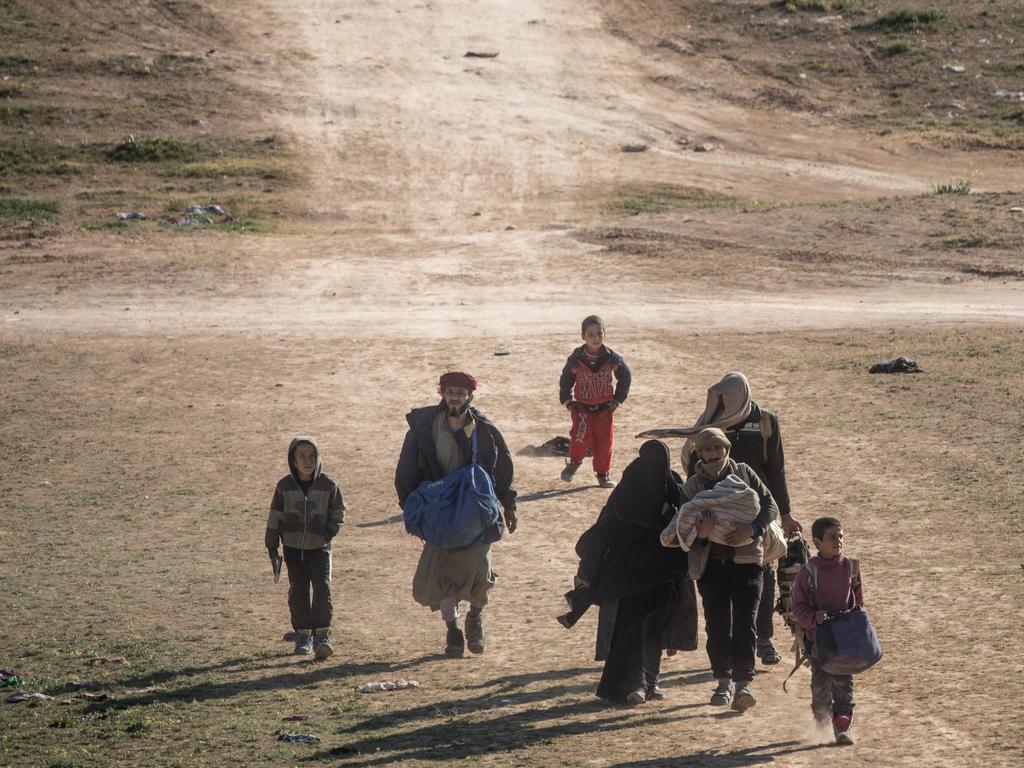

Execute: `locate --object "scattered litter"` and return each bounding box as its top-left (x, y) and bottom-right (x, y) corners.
top-left (942, 65), bottom-right (966, 73)
top-left (494, 350), bottom-right (511, 356)
top-left (994, 90), bottom-right (1024, 100)
top-left (282, 714), bottom-right (310, 722)
top-left (123, 686), bottom-right (162, 695)
top-left (84, 656), bottom-right (125, 666)
top-left (278, 733), bottom-right (320, 743)
top-left (517, 435), bottom-right (570, 457)
top-left (357, 679), bottom-right (419, 693)
top-left (186, 204), bottom-right (226, 217)
top-left (1009, 207), bottom-right (1023, 213)
top-left (694, 143), bottom-right (717, 152)
top-left (117, 211), bottom-right (149, 221)
top-left (500, 697), bottom-right (514, 704)
top-left (0, 672), bottom-right (23, 688)
top-left (59, 692), bottom-right (108, 705)
top-left (80, 711), bottom-right (109, 721)
top-left (283, 630), bottom-right (297, 641)
top-left (190, 118), bottom-right (207, 126)
top-left (621, 143), bottom-right (648, 153)
top-left (6, 692), bottom-right (53, 703)
top-left (464, 51), bottom-right (499, 58)
top-left (869, 356), bottom-right (923, 374)
top-left (330, 746), bottom-right (360, 755)
top-left (40, 480), bottom-right (51, 487)
top-left (798, 73), bottom-right (807, 80)
top-left (174, 204), bottom-right (230, 227)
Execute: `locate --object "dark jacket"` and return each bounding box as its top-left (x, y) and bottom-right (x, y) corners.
top-left (394, 404), bottom-right (517, 512)
top-left (558, 345), bottom-right (632, 406)
top-left (685, 401), bottom-right (791, 516)
top-left (265, 436), bottom-right (346, 554)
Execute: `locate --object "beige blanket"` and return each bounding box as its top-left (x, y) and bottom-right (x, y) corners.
top-left (660, 474), bottom-right (760, 551)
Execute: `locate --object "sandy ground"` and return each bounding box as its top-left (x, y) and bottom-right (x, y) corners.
top-left (2, 1), bottom-right (1023, 767)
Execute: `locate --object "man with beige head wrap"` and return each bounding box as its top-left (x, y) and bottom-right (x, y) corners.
top-left (681, 427), bottom-right (779, 711)
top-left (639, 371), bottom-right (802, 666)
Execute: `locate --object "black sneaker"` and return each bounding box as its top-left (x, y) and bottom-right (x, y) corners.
top-left (444, 622), bottom-right (465, 658)
top-left (596, 473), bottom-right (617, 488)
top-left (757, 640), bottom-right (781, 665)
top-left (560, 461), bottom-right (582, 482)
top-left (645, 683), bottom-right (665, 700)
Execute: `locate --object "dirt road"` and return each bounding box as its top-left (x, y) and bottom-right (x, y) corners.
top-left (2, 2), bottom-right (1022, 767)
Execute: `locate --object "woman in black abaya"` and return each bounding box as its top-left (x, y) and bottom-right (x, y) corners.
top-left (559, 440), bottom-right (696, 704)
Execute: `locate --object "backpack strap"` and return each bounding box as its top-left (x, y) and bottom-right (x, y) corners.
top-left (783, 562), bottom-right (815, 692)
top-left (848, 556), bottom-right (860, 605)
top-left (759, 412), bottom-right (772, 466)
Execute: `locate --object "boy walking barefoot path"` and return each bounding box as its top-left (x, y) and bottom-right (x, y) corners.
top-left (559, 315), bottom-right (632, 488)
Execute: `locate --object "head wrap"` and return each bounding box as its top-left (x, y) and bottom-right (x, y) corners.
top-left (694, 427), bottom-right (731, 451)
top-left (438, 371), bottom-right (478, 393)
top-left (603, 440), bottom-right (680, 530)
top-left (635, 371), bottom-right (752, 467)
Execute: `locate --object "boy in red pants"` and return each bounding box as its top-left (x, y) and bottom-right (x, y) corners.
top-left (558, 315), bottom-right (631, 487)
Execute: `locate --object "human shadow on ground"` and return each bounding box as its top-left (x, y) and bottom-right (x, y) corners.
top-left (46, 651), bottom-right (284, 695)
top-left (604, 740), bottom-right (828, 767)
top-left (79, 653), bottom-right (438, 713)
top-left (305, 696), bottom-right (708, 765)
top-left (334, 665), bottom-right (599, 735)
top-left (518, 486), bottom-right (596, 503)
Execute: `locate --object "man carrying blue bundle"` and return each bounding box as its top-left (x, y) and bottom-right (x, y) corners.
top-left (395, 371), bottom-right (518, 658)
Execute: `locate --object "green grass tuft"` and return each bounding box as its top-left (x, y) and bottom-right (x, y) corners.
top-left (862, 10), bottom-right (952, 32)
top-left (0, 196), bottom-right (59, 221)
top-left (106, 135), bottom-right (202, 164)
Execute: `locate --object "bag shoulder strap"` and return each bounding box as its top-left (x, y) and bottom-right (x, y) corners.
top-left (760, 412), bottom-right (772, 466)
top-left (848, 556), bottom-right (861, 594)
top-left (470, 426), bottom-right (479, 464)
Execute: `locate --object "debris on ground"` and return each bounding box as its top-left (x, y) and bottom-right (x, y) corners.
top-left (494, 350), bottom-right (511, 356)
top-left (278, 733), bottom-right (320, 743)
top-left (464, 51), bottom-right (498, 58)
top-left (0, 671), bottom-right (23, 688)
top-left (943, 64), bottom-right (966, 73)
top-left (282, 714), bottom-right (310, 722)
top-left (59, 692), bottom-right (109, 705)
top-left (1009, 206), bottom-right (1023, 213)
top-left (123, 686), bottom-right (162, 695)
top-left (357, 679), bottom-right (419, 693)
top-left (117, 212), bottom-right (150, 221)
top-left (84, 655), bottom-right (125, 666)
top-left (517, 436), bottom-right (570, 457)
top-left (694, 143), bottom-right (718, 152)
top-left (621, 143), bottom-right (648, 153)
top-left (869, 356), bottom-right (923, 374)
top-left (6, 692), bottom-right (53, 703)
top-left (175, 204), bottom-right (231, 226)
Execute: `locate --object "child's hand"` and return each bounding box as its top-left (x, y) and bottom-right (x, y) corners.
top-left (564, 400), bottom-right (573, 411)
top-left (815, 610), bottom-right (827, 625)
top-left (695, 509), bottom-right (715, 539)
top-left (609, 401), bottom-right (619, 412)
top-left (725, 524), bottom-right (753, 546)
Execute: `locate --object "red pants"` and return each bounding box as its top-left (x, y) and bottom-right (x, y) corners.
top-left (569, 405), bottom-right (614, 474)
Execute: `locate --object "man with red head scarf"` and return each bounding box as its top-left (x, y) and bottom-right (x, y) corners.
top-left (395, 372), bottom-right (518, 657)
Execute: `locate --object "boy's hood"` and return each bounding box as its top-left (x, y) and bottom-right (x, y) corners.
top-left (288, 435), bottom-right (322, 481)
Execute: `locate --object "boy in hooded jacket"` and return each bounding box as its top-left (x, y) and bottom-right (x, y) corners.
top-left (266, 436), bottom-right (347, 659)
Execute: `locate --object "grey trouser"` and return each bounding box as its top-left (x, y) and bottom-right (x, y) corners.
top-left (809, 656), bottom-right (854, 719)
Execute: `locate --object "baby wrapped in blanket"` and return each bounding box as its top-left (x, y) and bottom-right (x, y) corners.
top-left (660, 474), bottom-right (760, 551)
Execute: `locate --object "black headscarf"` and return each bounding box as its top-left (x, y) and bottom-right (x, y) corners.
top-left (605, 440), bottom-right (681, 530)
top-left (564, 441), bottom-right (687, 613)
